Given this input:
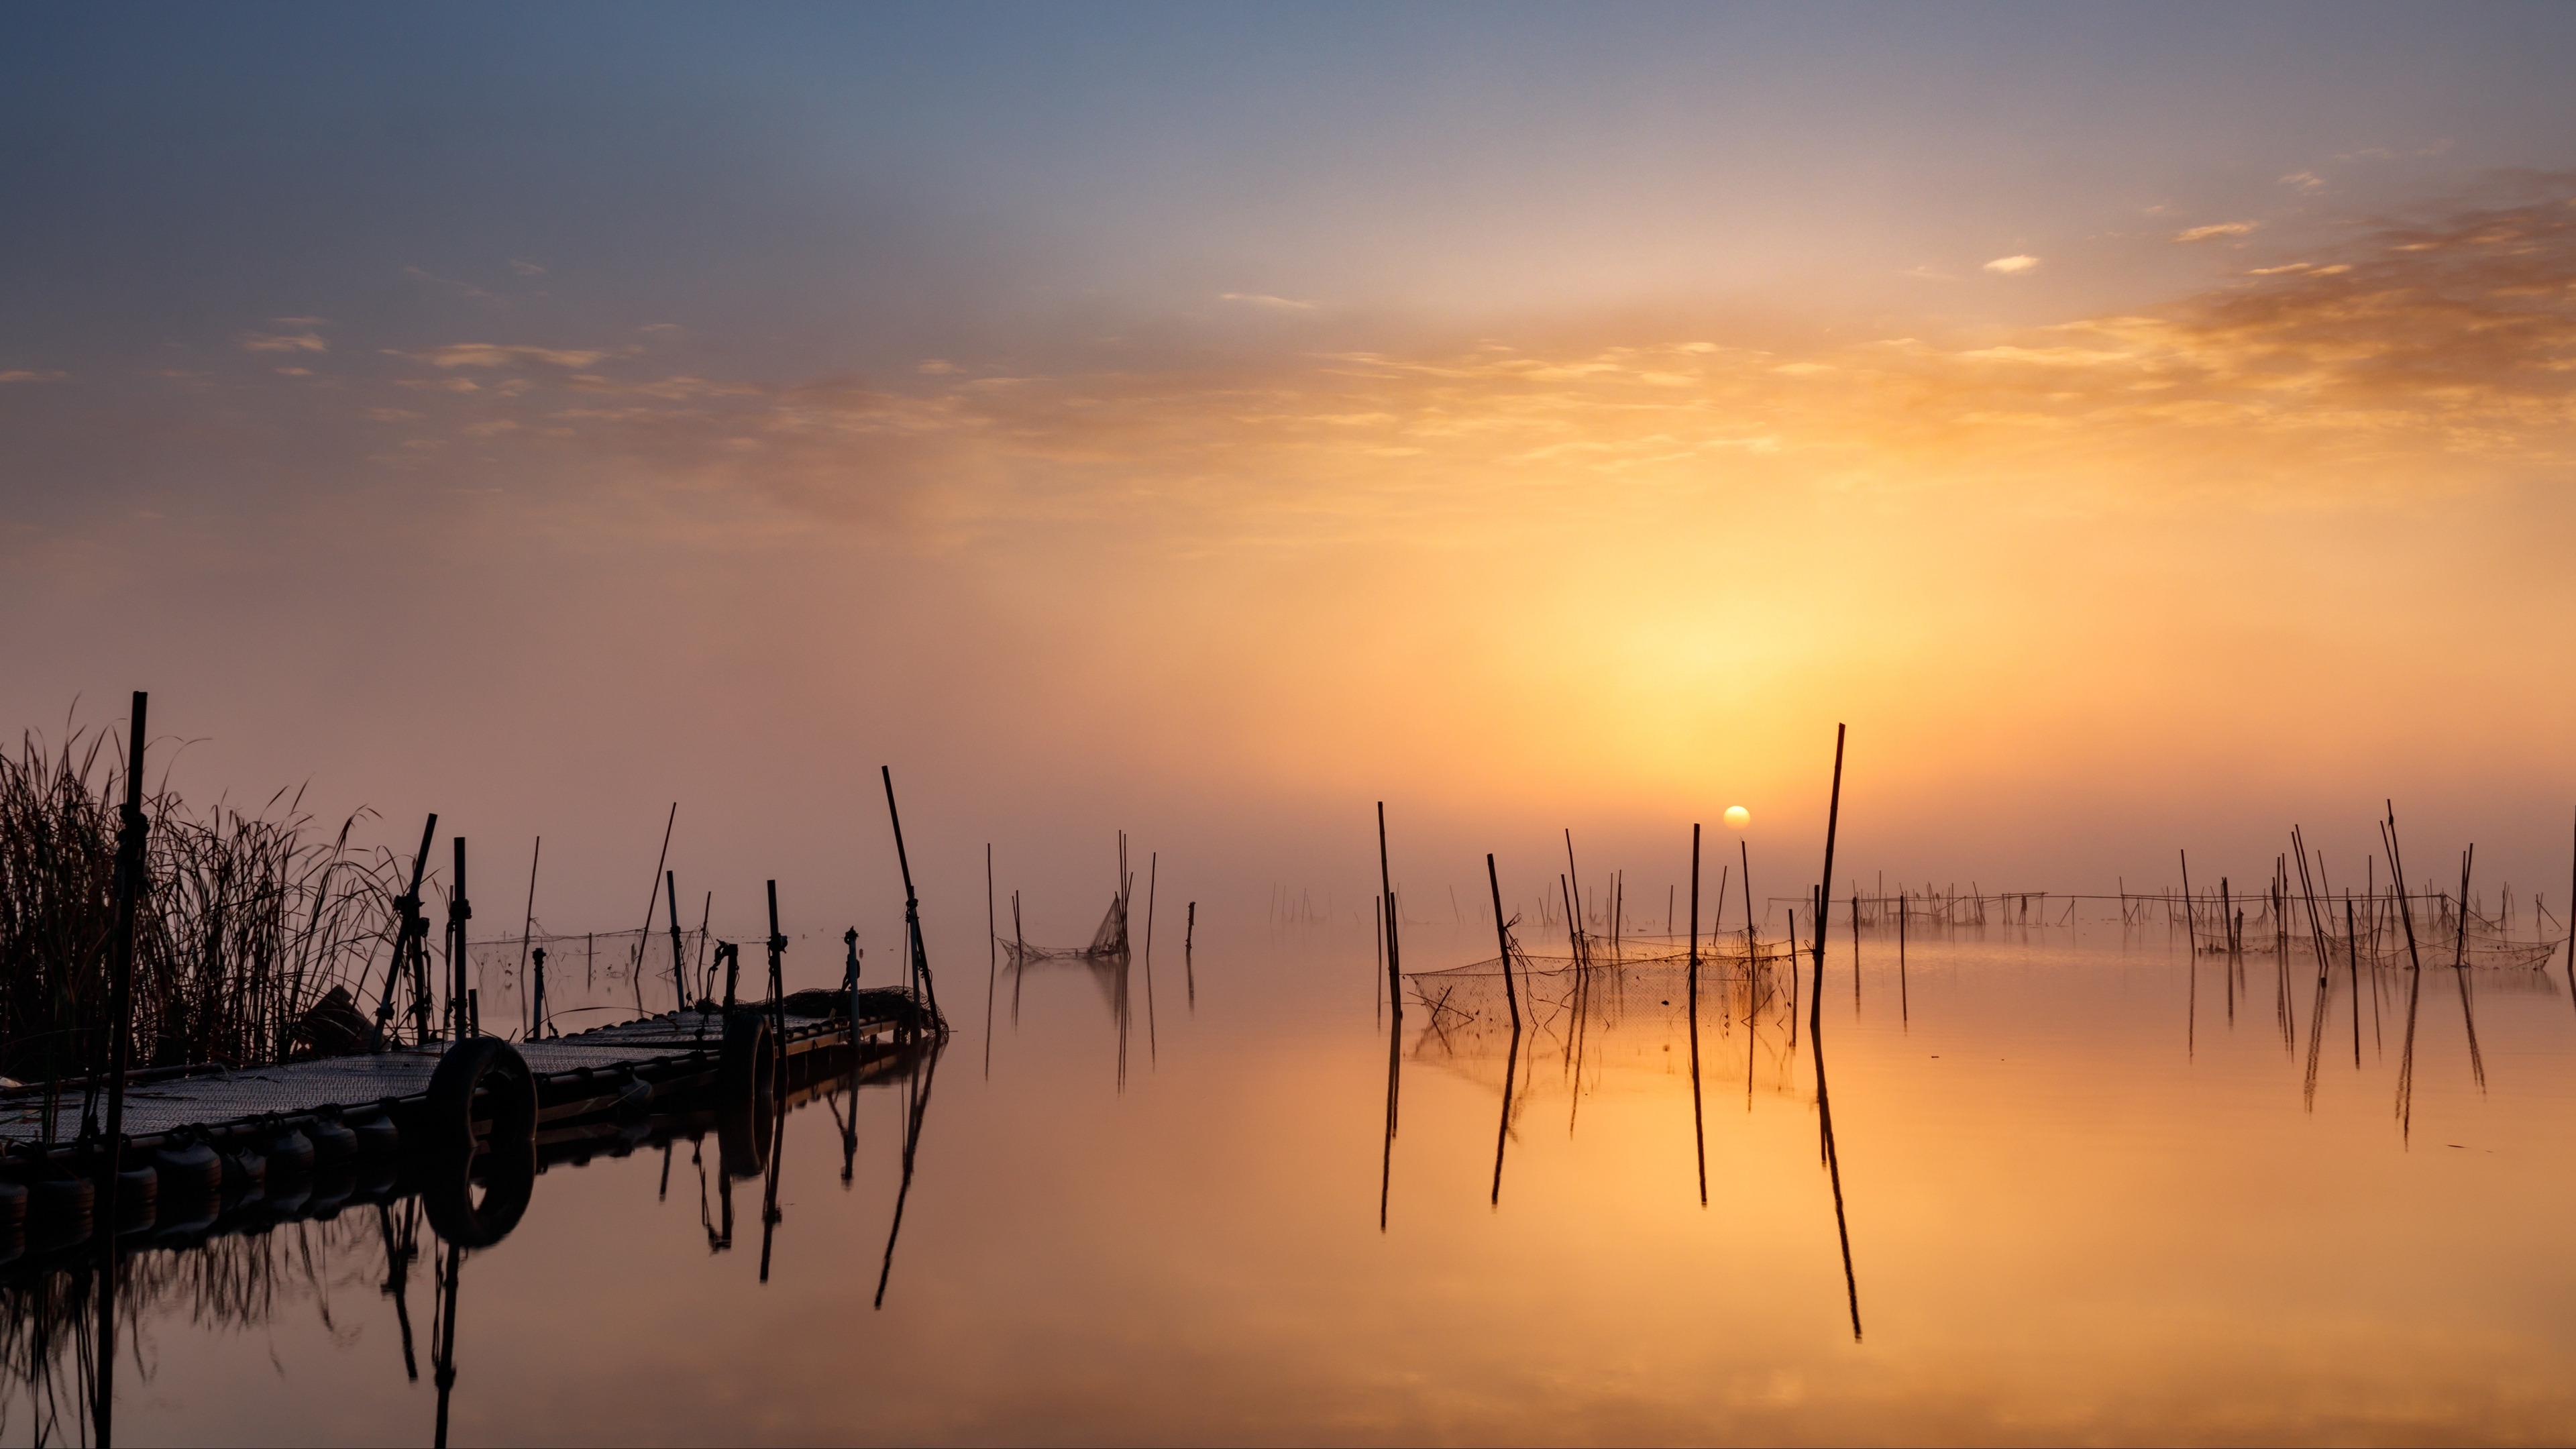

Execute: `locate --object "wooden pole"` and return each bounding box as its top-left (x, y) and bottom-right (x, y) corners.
top-left (93, 690), bottom-right (148, 1447)
top-left (376, 814), bottom-right (437, 1046)
top-left (765, 881), bottom-right (788, 1091)
top-left (1489, 853), bottom-right (1519, 1030)
top-left (665, 870), bottom-right (687, 1016)
top-left (1688, 824), bottom-right (1701, 981)
top-left (881, 767), bottom-right (941, 1026)
top-left (1685, 824), bottom-right (1706, 1205)
top-left (1377, 804), bottom-right (1401, 1023)
top-left (984, 844), bottom-right (998, 1077)
top-left (449, 838), bottom-right (472, 1039)
top-left (517, 839), bottom-right (541, 1039)
top-left (1563, 828), bottom-right (1586, 959)
top-left (1740, 842), bottom-right (1756, 945)
top-left (1143, 853), bottom-right (1158, 1063)
top-left (1811, 724), bottom-right (1847, 1040)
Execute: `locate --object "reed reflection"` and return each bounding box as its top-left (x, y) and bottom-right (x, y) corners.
top-left (0, 1036), bottom-right (934, 1446)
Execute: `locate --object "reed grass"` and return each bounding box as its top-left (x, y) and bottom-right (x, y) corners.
top-left (0, 727), bottom-right (398, 1104)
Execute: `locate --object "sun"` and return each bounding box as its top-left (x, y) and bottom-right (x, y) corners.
top-left (1723, 806), bottom-right (1750, 829)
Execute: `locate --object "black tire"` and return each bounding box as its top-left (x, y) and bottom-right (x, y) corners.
top-left (716, 1011), bottom-right (775, 1179)
top-left (424, 1037), bottom-right (539, 1161)
top-left (717, 1010), bottom-right (773, 1106)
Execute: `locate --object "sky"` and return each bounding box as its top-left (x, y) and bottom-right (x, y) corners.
top-left (5, 4), bottom-right (2576, 943)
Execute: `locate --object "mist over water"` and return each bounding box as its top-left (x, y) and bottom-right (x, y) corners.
top-left (21, 891), bottom-right (2576, 1446)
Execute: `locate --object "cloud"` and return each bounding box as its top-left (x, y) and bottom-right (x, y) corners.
top-left (1984, 255), bottom-right (2041, 275)
top-left (394, 343), bottom-right (609, 370)
top-left (2172, 221), bottom-right (2259, 244)
top-left (241, 329), bottom-right (328, 354)
top-left (1221, 292), bottom-right (1318, 311)
top-left (2280, 171), bottom-right (2326, 195)
top-left (195, 178), bottom-right (2576, 547)
top-left (0, 370), bottom-right (67, 384)
top-left (1901, 265), bottom-right (1955, 282)
top-left (403, 266), bottom-right (497, 300)
top-left (506, 260), bottom-right (547, 277)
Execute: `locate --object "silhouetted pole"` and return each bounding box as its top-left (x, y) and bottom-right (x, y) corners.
top-left (1689, 824), bottom-right (1702, 981)
top-left (984, 843), bottom-right (998, 1075)
top-left (449, 838), bottom-right (472, 1039)
top-left (766, 880), bottom-right (788, 1095)
top-left (1488, 853), bottom-right (1518, 1029)
top-left (377, 814), bottom-right (436, 1047)
top-left (1809, 724), bottom-right (1846, 1040)
top-left (93, 692), bottom-right (150, 1446)
top-left (1377, 803), bottom-right (1401, 1023)
top-left (517, 838), bottom-right (542, 1038)
top-left (881, 767), bottom-right (942, 1028)
top-left (667, 870), bottom-right (688, 1014)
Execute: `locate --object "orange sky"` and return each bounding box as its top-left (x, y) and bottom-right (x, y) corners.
top-left (6, 11), bottom-right (2575, 934)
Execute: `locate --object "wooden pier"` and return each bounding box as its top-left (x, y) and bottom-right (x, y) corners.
top-left (0, 986), bottom-right (941, 1266)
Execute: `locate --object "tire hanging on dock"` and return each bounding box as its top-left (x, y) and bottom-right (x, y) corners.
top-left (717, 1010), bottom-right (775, 1179)
top-left (421, 1037), bottom-right (539, 1246)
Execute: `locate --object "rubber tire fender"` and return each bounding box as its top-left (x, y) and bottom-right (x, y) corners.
top-left (716, 1010), bottom-right (773, 1108)
top-left (716, 1010), bottom-right (775, 1179)
top-left (424, 1036), bottom-right (539, 1161)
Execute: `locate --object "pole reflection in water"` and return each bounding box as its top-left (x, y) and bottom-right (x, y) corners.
top-left (1688, 823), bottom-right (1707, 1208)
top-left (1487, 853), bottom-right (1523, 1208)
top-left (1811, 975), bottom-right (1862, 1343)
top-left (1379, 992), bottom-right (1402, 1232)
top-left (875, 1039), bottom-right (945, 1309)
top-left (10, 1032), bottom-right (939, 1445)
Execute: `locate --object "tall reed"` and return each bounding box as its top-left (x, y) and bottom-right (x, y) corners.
top-left (0, 727), bottom-right (399, 1097)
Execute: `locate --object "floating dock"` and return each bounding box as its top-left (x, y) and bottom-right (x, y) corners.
top-left (0, 986), bottom-right (941, 1267)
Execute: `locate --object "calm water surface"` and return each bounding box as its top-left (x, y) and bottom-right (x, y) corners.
top-left (20, 910), bottom-right (2576, 1445)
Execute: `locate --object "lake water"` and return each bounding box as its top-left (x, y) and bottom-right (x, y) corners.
top-left (15, 909), bottom-right (2576, 1445)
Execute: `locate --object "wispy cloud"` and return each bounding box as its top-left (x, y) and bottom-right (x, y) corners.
top-left (0, 370), bottom-right (67, 384)
top-left (403, 266), bottom-right (497, 301)
top-left (394, 343), bottom-right (610, 369)
top-left (1984, 255), bottom-right (2041, 275)
top-left (237, 180), bottom-right (2576, 545)
top-left (2280, 171), bottom-right (2325, 195)
top-left (2172, 221), bottom-right (2258, 243)
top-left (1221, 292), bottom-right (1318, 311)
top-left (241, 329), bottom-right (328, 354)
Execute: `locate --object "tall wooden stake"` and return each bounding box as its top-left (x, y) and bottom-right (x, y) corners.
top-left (665, 870), bottom-right (687, 1016)
top-left (449, 838), bottom-right (472, 1039)
top-left (1377, 803), bottom-right (1401, 1024)
top-left (881, 767), bottom-right (941, 1028)
top-left (93, 691), bottom-right (148, 1446)
top-left (516, 838), bottom-right (542, 1040)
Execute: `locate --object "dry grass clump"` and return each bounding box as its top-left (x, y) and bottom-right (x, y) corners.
top-left (0, 726), bottom-right (399, 1104)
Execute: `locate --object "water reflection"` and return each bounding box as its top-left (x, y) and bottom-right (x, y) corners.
top-left (0, 1036), bottom-right (939, 1446)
